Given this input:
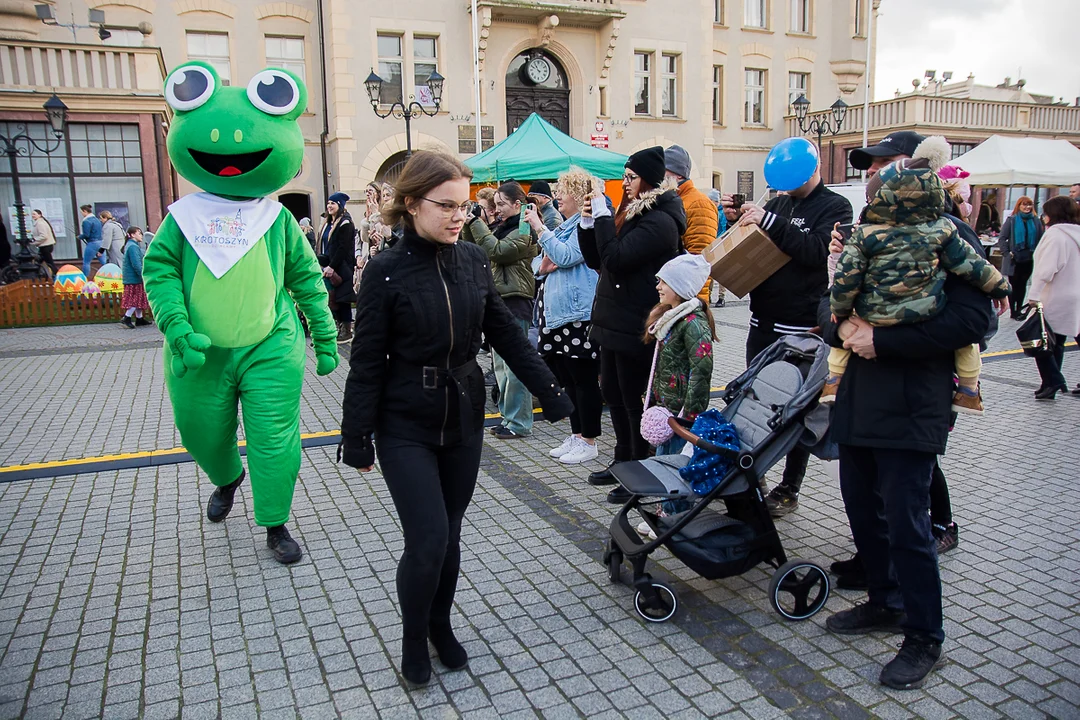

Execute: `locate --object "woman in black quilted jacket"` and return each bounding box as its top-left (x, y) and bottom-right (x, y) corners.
top-left (339, 151), bottom-right (572, 687)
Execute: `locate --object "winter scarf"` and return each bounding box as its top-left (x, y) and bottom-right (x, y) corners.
top-left (1014, 212), bottom-right (1037, 251)
top-left (649, 298), bottom-right (701, 341)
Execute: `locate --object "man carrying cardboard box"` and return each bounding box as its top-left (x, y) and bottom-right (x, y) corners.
top-left (727, 159), bottom-right (852, 517)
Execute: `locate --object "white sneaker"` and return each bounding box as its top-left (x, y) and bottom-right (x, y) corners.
top-left (559, 437), bottom-right (599, 464)
top-left (635, 520), bottom-right (657, 540)
top-left (549, 435), bottom-right (576, 458)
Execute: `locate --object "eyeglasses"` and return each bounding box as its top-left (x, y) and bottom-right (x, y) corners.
top-left (421, 197), bottom-right (472, 216)
top-left (623, 172), bottom-right (640, 183)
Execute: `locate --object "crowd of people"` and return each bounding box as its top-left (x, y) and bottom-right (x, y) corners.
top-left (325, 136), bottom-right (1080, 691)
top-left (12, 125), bottom-right (1074, 693)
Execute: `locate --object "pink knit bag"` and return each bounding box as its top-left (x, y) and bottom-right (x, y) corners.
top-left (640, 341), bottom-right (675, 446)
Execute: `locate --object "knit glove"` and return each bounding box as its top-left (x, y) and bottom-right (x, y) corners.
top-left (165, 326), bottom-right (211, 378)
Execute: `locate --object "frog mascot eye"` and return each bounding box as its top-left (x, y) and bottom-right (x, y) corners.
top-left (144, 62), bottom-right (339, 566)
top-left (247, 70), bottom-right (301, 116)
top-left (165, 64), bottom-right (216, 111)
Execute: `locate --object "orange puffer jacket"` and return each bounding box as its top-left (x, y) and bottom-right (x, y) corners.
top-left (677, 179), bottom-right (718, 302)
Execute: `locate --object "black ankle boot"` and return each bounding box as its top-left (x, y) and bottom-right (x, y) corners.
top-left (429, 623), bottom-right (468, 670)
top-left (206, 471), bottom-right (245, 522)
top-left (265, 524), bottom-right (302, 564)
top-left (400, 635), bottom-right (432, 686)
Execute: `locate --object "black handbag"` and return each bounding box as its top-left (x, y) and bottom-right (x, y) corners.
top-left (1016, 302), bottom-right (1057, 357)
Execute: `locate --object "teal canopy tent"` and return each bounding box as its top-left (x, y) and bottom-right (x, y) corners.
top-left (465, 113), bottom-right (628, 183)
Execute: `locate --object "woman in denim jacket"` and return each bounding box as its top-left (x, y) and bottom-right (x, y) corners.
top-left (524, 168), bottom-right (601, 465)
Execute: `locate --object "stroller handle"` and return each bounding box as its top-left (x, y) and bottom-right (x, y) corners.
top-left (667, 417), bottom-right (751, 468)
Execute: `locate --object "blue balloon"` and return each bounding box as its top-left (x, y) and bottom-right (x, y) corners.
top-left (764, 137), bottom-right (820, 192)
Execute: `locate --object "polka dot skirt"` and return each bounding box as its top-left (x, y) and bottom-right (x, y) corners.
top-left (537, 283), bottom-right (597, 360)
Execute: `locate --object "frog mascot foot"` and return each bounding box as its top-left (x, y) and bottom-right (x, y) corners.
top-left (144, 61), bottom-right (339, 562)
top-left (266, 524), bottom-right (302, 564)
top-left (206, 470), bottom-right (245, 523)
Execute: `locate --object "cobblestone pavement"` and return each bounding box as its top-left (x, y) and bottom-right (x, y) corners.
top-left (0, 303), bottom-right (1078, 719)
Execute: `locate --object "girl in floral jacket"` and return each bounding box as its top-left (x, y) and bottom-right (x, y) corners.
top-left (644, 253), bottom-right (716, 456)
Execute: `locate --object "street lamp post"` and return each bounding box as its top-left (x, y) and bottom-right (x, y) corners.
top-left (2, 94), bottom-right (69, 281)
top-left (792, 95), bottom-right (848, 151)
top-left (364, 69), bottom-right (444, 158)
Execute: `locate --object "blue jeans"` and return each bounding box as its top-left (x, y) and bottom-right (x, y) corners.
top-left (492, 317), bottom-right (534, 436)
top-left (839, 444), bottom-right (943, 642)
top-left (82, 241), bottom-right (104, 276)
top-left (655, 436), bottom-right (687, 456)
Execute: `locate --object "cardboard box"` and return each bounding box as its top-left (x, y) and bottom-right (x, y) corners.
top-left (702, 223), bottom-right (791, 298)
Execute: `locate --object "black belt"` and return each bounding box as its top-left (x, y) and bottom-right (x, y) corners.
top-left (397, 358), bottom-right (479, 433)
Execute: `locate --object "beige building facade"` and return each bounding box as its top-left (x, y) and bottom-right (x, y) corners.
top-left (2, 0), bottom-right (877, 258)
top-left (337, 0), bottom-right (878, 201)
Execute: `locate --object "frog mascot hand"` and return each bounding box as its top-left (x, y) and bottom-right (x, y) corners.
top-left (144, 62), bottom-right (339, 565)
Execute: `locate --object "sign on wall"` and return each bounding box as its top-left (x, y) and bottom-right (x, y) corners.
top-left (737, 171), bottom-right (755, 199)
top-left (458, 125), bottom-right (495, 154)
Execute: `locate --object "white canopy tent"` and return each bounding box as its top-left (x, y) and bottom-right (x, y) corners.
top-left (952, 135), bottom-right (1080, 187)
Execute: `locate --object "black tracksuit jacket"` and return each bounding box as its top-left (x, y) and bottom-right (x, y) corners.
top-left (749, 182), bottom-right (852, 331)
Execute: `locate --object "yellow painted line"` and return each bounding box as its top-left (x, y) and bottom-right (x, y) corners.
top-left (0, 430), bottom-right (341, 475)
top-left (4, 341), bottom-right (1074, 476)
top-left (982, 341), bottom-right (1076, 359)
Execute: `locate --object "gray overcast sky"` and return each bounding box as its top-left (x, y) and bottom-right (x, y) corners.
top-left (874, 0), bottom-right (1080, 102)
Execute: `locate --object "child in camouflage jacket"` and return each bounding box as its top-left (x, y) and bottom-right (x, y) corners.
top-left (821, 138), bottom-right (1011, 415)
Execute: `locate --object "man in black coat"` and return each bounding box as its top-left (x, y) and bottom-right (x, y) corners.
top-left (819, 135), bottom-right (1004, 690)
top-left (728, 162), bottom-right (851, 517)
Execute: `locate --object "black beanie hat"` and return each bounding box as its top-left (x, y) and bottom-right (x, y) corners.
top-left (626, 146), bottom-right (666, 188)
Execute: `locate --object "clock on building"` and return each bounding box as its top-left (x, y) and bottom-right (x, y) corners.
top-left (522, 57), bottom-right (552, 86)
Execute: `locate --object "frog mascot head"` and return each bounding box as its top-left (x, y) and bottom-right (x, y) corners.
top-left (143, 62), bottom-right (339, 565)
top-left (165, 61), bottom-right (306, 198)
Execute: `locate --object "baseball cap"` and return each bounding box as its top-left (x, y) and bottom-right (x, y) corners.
top-left (849, 131), bottom-right (926, 170)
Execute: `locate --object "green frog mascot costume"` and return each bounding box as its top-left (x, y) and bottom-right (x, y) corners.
top-left (144, 61), bottom-right (339, 564)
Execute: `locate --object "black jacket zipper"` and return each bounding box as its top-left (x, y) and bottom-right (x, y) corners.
top-left (436, 252), bottom-right (454, 445)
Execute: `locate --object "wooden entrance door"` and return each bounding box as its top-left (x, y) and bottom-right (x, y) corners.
top-left (506, 87), bottom-right (570, 135)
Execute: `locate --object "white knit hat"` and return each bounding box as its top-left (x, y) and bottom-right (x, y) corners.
top-left (656, 253), bottom-right (711, 302)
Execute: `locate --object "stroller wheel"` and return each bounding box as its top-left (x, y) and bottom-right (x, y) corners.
top-left (603, 543), bottom-right (623, 584)
top-left (633, 582), bottom-right (678, 623)
top-left (769, 560), bottom-right (830, 621)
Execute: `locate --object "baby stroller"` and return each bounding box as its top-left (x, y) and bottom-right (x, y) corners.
top-left (603, 333), bottom-right (833, 623)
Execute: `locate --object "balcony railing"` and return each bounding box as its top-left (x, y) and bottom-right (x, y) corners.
top-left (477, 0), bottom-right (625, 24)
top-left (786, 95), bottom-right (1080, 138)
top-left (0, 39), bottom-right (166, 96)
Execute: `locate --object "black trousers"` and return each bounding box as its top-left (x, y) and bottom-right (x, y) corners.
top-left (599, 344), bottom-right (653, 462)
top-left (928, 462), bottom-right (952, 527)
top-left (839, 444), bottom-right (944, 642)
top-left (553, 354), bottom-right (603, 439)
top-left (746, 325), bottom-right (810, 492)
top-left (331, 303), bottom-right (352, 324)
top-left (1034, 333), bottom-right (1069, 389)
top-left (375, 431), bottom-right (484, 641)
top-left (38, 245), bottom-right (57, 275)
top-left (1008, 260), bottom-right (1034, 315)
